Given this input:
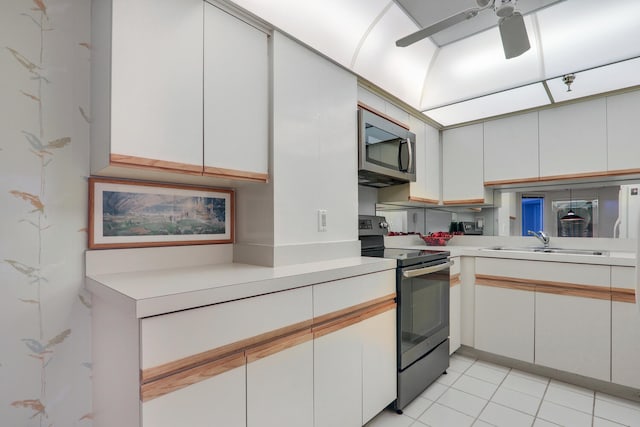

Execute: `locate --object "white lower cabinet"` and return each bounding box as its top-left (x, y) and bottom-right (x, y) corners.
top-left (142, 365), bottom-right (246, 427)
top-left (475, 284), bottom-right (535, 363)
top-left (247, 340), bottom-right (314, 427)
top-left (313, 270), bottom-right (397, 427)
top-left (611, 266), bottom-right (640, 389)
top-left (474, 258), bottom-right (535, 362)
top-left (535, 292), bottom-right (611, 381)
top-left (314, 323), bottom-right (363, 427)
top-left (93, 269), bottom-right (397, 427)
top-left (362, 309), bottom-right (397, 424)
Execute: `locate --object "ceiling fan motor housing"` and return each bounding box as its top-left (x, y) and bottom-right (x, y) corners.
top-left (495, 0), bottom-right (516, 17)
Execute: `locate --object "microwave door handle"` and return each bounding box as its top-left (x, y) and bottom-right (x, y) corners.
top-left (398, 139), bottom-right (408, 172)
top-left (402, 261), bottom-right (452, 278)
top-left (406, 136), bottom-right (414, 173)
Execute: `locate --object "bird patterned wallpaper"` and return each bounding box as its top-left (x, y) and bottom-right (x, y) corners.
top-left (1, 0), bottom-right (93, 425)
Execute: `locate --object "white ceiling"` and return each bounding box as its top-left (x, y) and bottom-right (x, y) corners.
top-left (229, 0), bottom-right (640, 126)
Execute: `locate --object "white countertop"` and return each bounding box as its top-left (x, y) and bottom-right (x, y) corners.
top-left (385, 244), bottom-right (636, 266)
top-left (86, 256), bottom-right (396, 318)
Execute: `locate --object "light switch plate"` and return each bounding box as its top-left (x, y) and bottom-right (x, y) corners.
top-left (318, 209), bottom-right (327, 232)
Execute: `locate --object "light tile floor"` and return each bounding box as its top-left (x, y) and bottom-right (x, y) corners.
top-left (365, 353), bottom-right (640, 427)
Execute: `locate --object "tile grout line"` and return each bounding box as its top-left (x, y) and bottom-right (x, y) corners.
top-left (532, 377), bottom-right (551, 424)
top-left (467, 360), bottom-right (510, 427)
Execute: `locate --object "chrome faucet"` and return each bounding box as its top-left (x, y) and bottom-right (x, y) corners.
top-left (528, 230), bottom-right (550, 248)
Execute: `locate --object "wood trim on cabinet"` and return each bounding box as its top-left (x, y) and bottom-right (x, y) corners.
top-left (450, 273), bottom-right (461, 287)
top-left (611, 287), bottom-right (637, 304)
top-left (141, 318), bottom-right (314, 384)
top-left (141, 352), bottom-right (246, 402)
top-left (408, 196), bottom-right (440, 205)
top-left (313, 299), bottom-right (397, 339)
top-left (485, 169), bottom-right (640, 187)
top-left (475, 274), bottom-right (611, 301)
top-left (140, 293), bottom-right (397, 401)
top-left (110, 153), bottom-right (203, 175)
top-left (484, 177), bottom-right (541, 186)
top-left (203, 165), bottom-right (268, 183)
top-left (357, 101), bottom-right (410, 130)
top-left (442, 198), bottom-right (485, 205)
top-left (246, 329), bottom-right (313, 363)
top-left (475, 274), bottom-right (536, 292)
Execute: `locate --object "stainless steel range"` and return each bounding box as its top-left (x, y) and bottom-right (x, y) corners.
top-left (359, 215), bottom-right (451, 412)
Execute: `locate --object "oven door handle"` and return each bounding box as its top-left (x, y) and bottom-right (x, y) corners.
top-left (402, 261), bottom-right (451, 278)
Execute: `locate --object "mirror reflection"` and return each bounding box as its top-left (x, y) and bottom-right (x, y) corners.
top-left (375, 182), bottom-right (640, 239)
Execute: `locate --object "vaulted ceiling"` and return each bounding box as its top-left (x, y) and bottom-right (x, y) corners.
top-left (230, 0), bottom-right (640, 126)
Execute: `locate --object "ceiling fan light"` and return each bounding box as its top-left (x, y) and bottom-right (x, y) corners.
top-left (499, 12), bottom-right (531, 59)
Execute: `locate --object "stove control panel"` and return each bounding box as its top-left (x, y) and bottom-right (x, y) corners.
top-left (358, 215), bottom-right (388, 236)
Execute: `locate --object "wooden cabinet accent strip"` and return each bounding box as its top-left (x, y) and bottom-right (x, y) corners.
top-left (313, 299), bottom-right (397, 339)
top-left (313, 293), bottom-right (396, 327)
top-left (408, 196), bottom-right (440, 205)
top-left (141, 318), bottom-right (313, 384)
top-left (203, 166), bottom-right (268, 182)
top-left (476, 274), bottom-right (536, 292)
top-left (110, 153), bottom-right (203, 175)
top-left (141, 352), bottom-right (246, 402)
top-left (442, 199), bottom-right (485, 205)
top-left (485, 169), bottom-right (640, 187)
top-left (450, 273), bottom-right (461, 287)
top-left (611, 287), bottom-right (636, 303)
top-left (476, 274), bottom-right (611, 301)
top-left (246, 329), bottom-right (313, 363)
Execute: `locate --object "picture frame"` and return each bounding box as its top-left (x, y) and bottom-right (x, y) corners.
top-left (88, 177), bottom-right (234, 249)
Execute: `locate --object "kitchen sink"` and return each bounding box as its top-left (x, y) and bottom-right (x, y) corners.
top-left (483, 246), bottom-right (608, 256)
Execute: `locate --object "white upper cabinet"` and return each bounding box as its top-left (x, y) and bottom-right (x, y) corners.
top-left (92, 0), bottom-right (204, 175)
top-left (538, 98), bottom-right (607, 178)
top-left (442, 123), bottom-right (486, 204)
top-left (204, 3), bottom-right (269, 182)
top-left (409, 117), bottom-right (440, 203)
top-left (607, 90), bottom-right (640, 173)
top-left (483, 112), bottom-right (539, 184)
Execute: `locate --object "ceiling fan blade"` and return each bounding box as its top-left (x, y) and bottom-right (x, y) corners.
top-left (499, 12), bottom-right (531, 59)
top-left (396, 7), bottom-right (481, 47)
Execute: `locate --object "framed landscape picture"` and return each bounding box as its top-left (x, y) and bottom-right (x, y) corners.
top-left (88, 177), bottom-right (234, 249)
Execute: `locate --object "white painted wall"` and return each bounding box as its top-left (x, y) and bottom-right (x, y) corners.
top-left (271, 32), bottom-right (359, 247)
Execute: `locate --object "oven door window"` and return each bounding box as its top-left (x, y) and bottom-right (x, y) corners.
top-left (399, 265), bottom-right (450, 370)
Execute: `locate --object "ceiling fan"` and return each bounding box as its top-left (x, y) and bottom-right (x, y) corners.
top-left (396, 0), bottom-right (531, 59)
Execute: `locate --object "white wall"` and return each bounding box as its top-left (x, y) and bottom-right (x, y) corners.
top-left (0, 0), bottom-right (92, 424)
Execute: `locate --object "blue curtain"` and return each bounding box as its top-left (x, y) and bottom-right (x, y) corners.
top-left (522, 197), bottom-right (543, 235)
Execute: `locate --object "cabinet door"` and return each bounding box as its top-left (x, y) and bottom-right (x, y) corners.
top-left (535, 292), bottom-right (611, 381)
top-left (247, 339), bottom-right (314, 427)
top-left (142, 365), bottom-right (246, 427)
top-left (110, 0), bottom-right (203, 169)
top-left (449, 257), bottom-right (461, 355)
top-left (475, 284), bottom-right (534, 363)
top-left (204, 3), bottom-right (268, 181)
top-left (538, 98), bottom-right (607, 178)
top-left (362, 309), bottom-right (397, 424)
top-left (484, 112), bottom-right (539, 184)
top-left (314, 323), bottom-right (363, 427)
top-left (409, 118), bottom-right (440, 203)
top-left (442, 123), bottom-right (485, 203)
top-left (607, 90), bottom-right (640, 172)
top-left (611, 266), bottom-right (640, 388)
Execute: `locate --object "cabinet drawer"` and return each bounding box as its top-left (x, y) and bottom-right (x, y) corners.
top-left (312, 270), bottom-right (395, 317)
top-left (476, 258), bottom-right (609, 288)
top-left (141, 286), bottom-right (312, 370)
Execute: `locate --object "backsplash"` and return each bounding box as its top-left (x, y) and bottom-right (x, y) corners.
top-left (0, 0), bottom-right (92, 425)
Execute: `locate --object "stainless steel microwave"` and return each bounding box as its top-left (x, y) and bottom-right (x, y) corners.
top-left (358, 107), bottom-right (416, 187)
